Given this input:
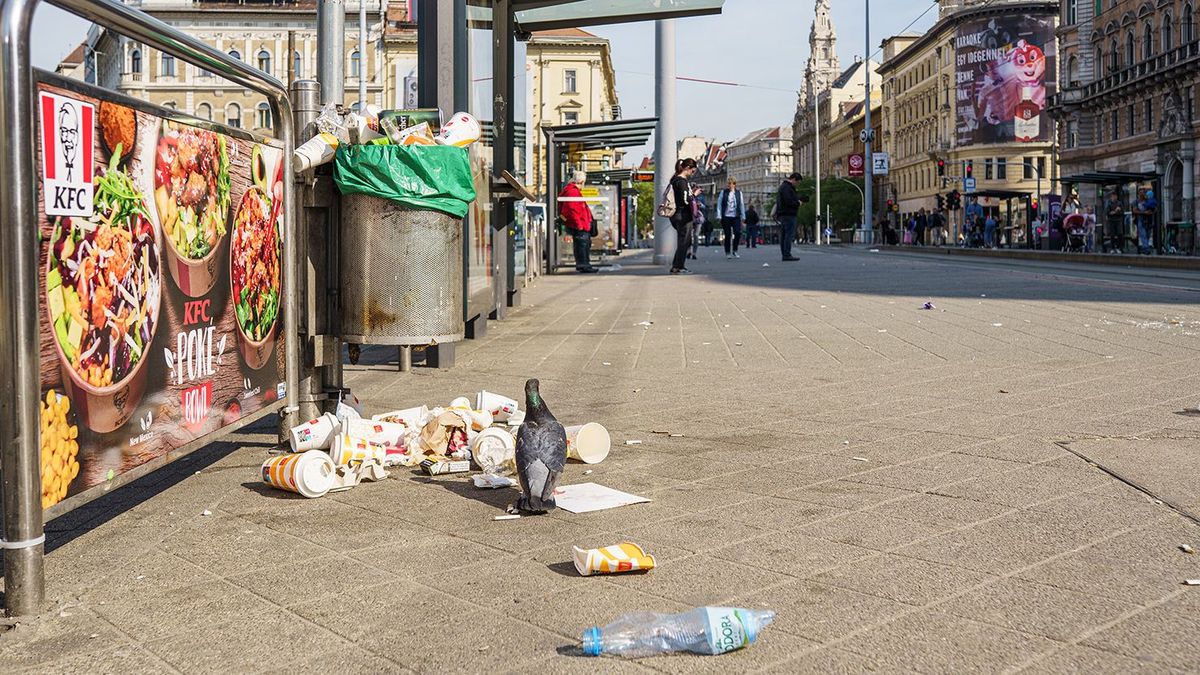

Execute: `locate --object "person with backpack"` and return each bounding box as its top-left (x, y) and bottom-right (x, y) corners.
top-left (745, 204), bottom-right (760, 248)
top-left (717, 177), bottom-right (747, 259)
top-left (775, 172), bottom-right (802, 261)
top-left (658, 158), bottom-right (697, 274)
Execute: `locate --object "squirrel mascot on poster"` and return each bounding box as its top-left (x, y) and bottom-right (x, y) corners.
top-left (977, 40), bottom-right (1047, 127)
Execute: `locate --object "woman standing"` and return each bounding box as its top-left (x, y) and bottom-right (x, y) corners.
top-left (558, 170), bottom-right (597, 273)
top-left (668, 158), bottom-right (698, 274)
top-left (717, 177), bottom-right (747, 258)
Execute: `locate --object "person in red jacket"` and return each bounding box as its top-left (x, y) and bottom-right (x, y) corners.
top-left (559, 170), bottom-right (598, 273)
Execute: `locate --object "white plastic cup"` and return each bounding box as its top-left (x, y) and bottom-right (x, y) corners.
top-left (448, 396), bottom-right (473, 410)
top-left (477, 390), bottom-right (519, 421)
top-left (289, 412), bottom-right (340, 452)
top-left (261, 450), bottom-right (336, 498)
top-left (344, 419), bottom-right (406, 449)
top-left (471, 427), bottom-right (516, 475)
top-left (436, 111), bottom-right (482, 147)
top-left (371, 405), bottom-right (429, 428)
top-left (292, 132), bottom-right (339, 172)
top-left (565, 423), bottom-right (611, 464)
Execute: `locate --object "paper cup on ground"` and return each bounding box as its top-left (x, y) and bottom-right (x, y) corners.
top-left (477, 390), bottom-right (518, 421)
top-left (565, 423), bottom-right (611, 464)
top-left (573, 542), bottom-right (656, 576)
top-left (330, 432), bottom-right (387, 466)
top-left (448, 396), bottom-right (473, 410)
top-left (372, 405), bottom-right (429, 428)
top-left (344, 419), bottom-right (406, 449)
top-left (435, 111), bottom-right (482, 147)
top-left (289, 412), bottom-right (340, 452)
top-left (261, 450), bottom-right (336, 498)
top-left (471, 427), bottom-right (516, 475)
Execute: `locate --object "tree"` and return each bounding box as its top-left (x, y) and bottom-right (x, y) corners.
top-left (798, 177), bottom-right (865, 229)
top-left (633, 180), bottom-right (657, 237)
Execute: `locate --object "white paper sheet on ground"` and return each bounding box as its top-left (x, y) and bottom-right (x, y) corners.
top-left (554, 483), bottom-right (650, 514)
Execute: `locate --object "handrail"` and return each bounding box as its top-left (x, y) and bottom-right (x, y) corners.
top-left (0, 0), bottom-right (299, 617)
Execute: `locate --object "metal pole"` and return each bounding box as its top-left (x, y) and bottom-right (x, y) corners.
top-left (814, 87), bottom-right (821, 246)
top-left (653, 19), bottom-right (676, 266)
top-left (0, 0), bottom-right (44, 618)
top-left (863, 0), bottom-right (874, 243)
top-left (358, 0), bottom-right (367, 107)
top-left (318, 0), bottom-right (345, 105)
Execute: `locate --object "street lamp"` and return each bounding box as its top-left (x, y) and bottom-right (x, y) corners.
top-left (862, 0), bottom-right (874, 244)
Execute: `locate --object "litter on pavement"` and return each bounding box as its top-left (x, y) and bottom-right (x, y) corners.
top-left (553, 483), bottom-right (650, 514)
top-left (1181, 544), bottom-right (1196, 554)
top-left (573, 542), bottom-right (656, 576)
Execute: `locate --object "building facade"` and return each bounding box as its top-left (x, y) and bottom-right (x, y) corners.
top-left (878, 0), bottom-right (1058, 233)
top-left (726, 126), bottom-right (794, 203)
top-left (86, 0), bottom-right (391, 134)
top-left (526, 28), bottom-right (620, 197)
top-left (1049, 0), bottom-right (1200, 236)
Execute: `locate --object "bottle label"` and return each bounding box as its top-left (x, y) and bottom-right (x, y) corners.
top-left (703, 607), bottom-right (749, 654)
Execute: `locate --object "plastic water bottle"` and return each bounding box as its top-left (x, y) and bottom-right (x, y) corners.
top-left (580, 607), bottom-right (775, 658)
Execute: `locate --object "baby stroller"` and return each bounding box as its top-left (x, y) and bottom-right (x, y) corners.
top-left (1063, 214), bottom-right (1087, 252)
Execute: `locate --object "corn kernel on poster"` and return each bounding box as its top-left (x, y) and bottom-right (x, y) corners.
top-left (35, 77), bottom-right (286, 510)
top-left (955, 15), bottom-right (1056, 146)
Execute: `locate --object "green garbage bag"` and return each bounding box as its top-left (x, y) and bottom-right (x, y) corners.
top-left (333, 145), bottom-right (477, 218)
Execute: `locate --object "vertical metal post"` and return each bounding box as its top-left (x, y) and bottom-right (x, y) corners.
top-left (545, 129), bottom-right (559, 273)
top-left (287, 30), bottom-right (296, 87)
top-left (318, 0), bottom-right (345, 104)
top-left (357, 0), bottom-right (367, 106)
top-left (863, 0), bottom-right (874, 242)
top-left (653, 19), bottom-right (676, 266)
top-left (0, 0), bottom-right (45, 618)
top-left (814, 89), bottom-right (821, 246)
top-left (493, 0), bottom-right (513, 300)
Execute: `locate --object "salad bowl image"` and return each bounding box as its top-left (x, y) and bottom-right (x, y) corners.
top-left (46, 149), bottom-right (162, 433)
top-left (229, 182), bottom-right (282, 371)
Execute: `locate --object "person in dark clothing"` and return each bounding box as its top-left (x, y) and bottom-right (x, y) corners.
top-left (717, 177), bottom-right (746, 258)
top-left (745, 204), bottom-right (760, 248)
top-left (913, 208), bottom-right (928, 246)
top-left (668, 158), bottom-right (698, 274)
top-left (1104, 191), bottom-right (1125, 253)
top-left (776, 172), bottom-right (803, 261)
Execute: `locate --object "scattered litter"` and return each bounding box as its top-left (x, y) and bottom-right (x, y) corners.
top-left (625, 440), bottom-right (643, 445)
top-left (566, 423), bottom-right (612, 464)
top-left (262, 450), bottom-right (336, 498)
top-left (999, 390), bottom-right (1010, 394)
top-left (632, 388), bottom-right (642, 393)
top-left (852, 457), bottom-right (869, 462)
top-left (636, 321), bottom-right (654, 327)
top-left (723, 324), bottom-right (730, 328)
top-left (584, 470), bottom-right (593, 475)
top-left (581, 607), bottom-right (774, 657)
top-left (194, 471), bottom-right (201, 475)
top-left (1184, 579), bottom-right (1200, 586)
top-left (574, 542), bottom-right (656, 576)
top-left (868, 248), bottom-right (880, 253)
top-left (136, 575), bottom-right (144, 580)
top-left (554, 483), bottom-right (650, 514)
top-left (762, 263), bottom-right (770, 267)
top-left (878, 329), bottom-right (887, 333)
top-left (493, 514), bottom-right (521, 521)
top-left (702, 342), bottom-right (711, 346)
top-left (1181, 544), bottom-right (1195, 554)
top-left (201, 509), bottom-right (212, 517)
top-left (473, 474), bottom-right (517, 489)
top-left (735, 342), bottom-right (743, 346)
top-left (991, 323), bottom-right (1003, 327)
top-left (921, 302), bottom-right (935, 310)
top-left (421, 458), bottom-right (471, 476)
top-left (599, 264), bottom-right (623, 272)
top-left (842, 440), bottom-right (850, 445)
top-left (602, 362), bottom-right (612, 366)
top-left (89, 634), bottom-right (98, 639)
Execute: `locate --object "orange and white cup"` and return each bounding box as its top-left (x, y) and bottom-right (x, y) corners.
top-left (476, 390), bottom-right (518, 421)
top-left (261, 450), bottom-right (336, 498)
top-left (565, 423), bottom-right (611, 464)
top-left (573, 542), bottom-right (656, 576)
top-left (288, 412), bottom-right (340, 452)
top-left (435, 111), bottom-right (482, 147)
top-left (329, 432), bottom-right (387, 466)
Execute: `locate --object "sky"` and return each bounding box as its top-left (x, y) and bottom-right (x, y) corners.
top-left (31, 0), bottom-right (940, 164)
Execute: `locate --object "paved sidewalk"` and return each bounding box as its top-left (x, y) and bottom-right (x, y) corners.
top-left (3, 245), bottom-right (1200, 673)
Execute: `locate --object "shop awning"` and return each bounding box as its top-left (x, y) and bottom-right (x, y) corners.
top-left (516, 0), bottom-right (724, 31)
top-left (544, 117), bottom-right (657, 151)
top-left (1060, 171), bottom-right (1160, 184)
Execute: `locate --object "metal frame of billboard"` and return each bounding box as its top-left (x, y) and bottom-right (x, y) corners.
top-left (0, 0), bottom-right (299, 616)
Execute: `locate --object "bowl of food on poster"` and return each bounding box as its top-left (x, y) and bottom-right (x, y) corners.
top-left (229, 146), bottom-right (283, 370)
top-left (153, 119), bottom-right (231, 297)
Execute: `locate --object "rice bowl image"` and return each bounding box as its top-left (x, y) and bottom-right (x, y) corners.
top-left (45, 149), bottom-right (162, 433)
top-left (229, 183), bottom-right (282, 370)
top-left (153, 119), bottom-right (231, 297)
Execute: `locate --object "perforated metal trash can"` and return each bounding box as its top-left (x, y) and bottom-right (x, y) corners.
top-left (339, 194), bottom-right (464, 345)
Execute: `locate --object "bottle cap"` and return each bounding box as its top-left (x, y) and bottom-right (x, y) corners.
top-left (581, 626), bottom-right (602, 656)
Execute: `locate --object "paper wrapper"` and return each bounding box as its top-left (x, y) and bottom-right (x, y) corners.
top-left (573, 542), bottom-right (656, 576)
top-left (418, 411), bottom-right (468, 455)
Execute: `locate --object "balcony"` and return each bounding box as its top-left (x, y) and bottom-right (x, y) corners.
top-left (1082, 41), bottom-right (1200, 100)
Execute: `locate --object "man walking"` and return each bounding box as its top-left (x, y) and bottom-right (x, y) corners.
top-left (717, 177), bottom-right (746, 259)
top-left (776, 172), bottom-right (803, 261)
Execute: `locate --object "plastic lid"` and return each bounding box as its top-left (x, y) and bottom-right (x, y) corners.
top-left (581, 627), bottom-right (602, 656)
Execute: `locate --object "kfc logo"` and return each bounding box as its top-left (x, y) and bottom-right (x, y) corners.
top-left (40, 91), bottom-right (94, 216)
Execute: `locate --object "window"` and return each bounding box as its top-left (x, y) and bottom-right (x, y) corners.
top-left (1024, 157), bottom-right (1034, 180)
top-left (1143, 23), bottom-right (1154, 60)
top-left (257, 49), bottom-right (271, 75)
top-left (1066, 0), bottom-right (1078, 24)
top-left (1037, 156), bottom-right (1046, 178)
top-left (1126, 31), bottom-right (1135, 66)
top-left (984, 158), bottom-right (994, 180)
top-left (1185, 5), bottom-right (1195, 44)
top-left (350, 50), bottom-right (361, 78)
top-left (1145, 99), bottom-right (1154, 133)
top-left (563, 111), bottom-right (578, 125)
top-left (1068, 56), bottom-right (1080, 86)
top-left (130, 49), bottom-right (141, 74)
top-left (996, 158), bottom-right (1007, 180)
top-left (195, 102), bottom-right (212, 121)
top-left (1187, 86), bottom-right (1195, 120)
top-left (161, 54), bottom-right (175, 78)
top-left (226, 102), bottom-right (241, 128)
top-left (1127, 103), bottom-right (1135, 137)
top-left (1110, 39), bottom-right (1119, 72)
top-left (1163, 14), bottom-right (1174, 51)
top-left (293, 50), bottom-right (302, 79)
top-left (229, 49), bottom-right (241, 62)
top-left (564, 69), bottom-right (577, 93)
top-left (257, 102), bottom-right (272, 130)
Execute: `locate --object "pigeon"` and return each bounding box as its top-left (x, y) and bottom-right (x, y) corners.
top-left (509, 378), bottom-right (567, 514)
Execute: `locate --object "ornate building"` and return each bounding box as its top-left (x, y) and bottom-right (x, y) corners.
top-left (727, 126), bottom-right (794, 202)
top-left (1048, 0), bottom-right (1199, 238)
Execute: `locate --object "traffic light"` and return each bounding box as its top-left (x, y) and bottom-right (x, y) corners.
top-left (948, 190), bottom-right (961, 210)
top-left (965, 160), bottom-right (973, 178)
top-left (937, 159), bottom-right (946, 177)
top-left (1030, 197), bottom-right (1039, 213)
top-left (886, 198), bottom-right (894, 212)
top-left (936, 193), bottom-right (945, 210)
